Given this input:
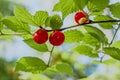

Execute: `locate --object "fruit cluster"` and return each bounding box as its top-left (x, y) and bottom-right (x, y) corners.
top-left (33, 10), bottom-right (89, 46)
top-left (33, 29), bottom-right (65, 46)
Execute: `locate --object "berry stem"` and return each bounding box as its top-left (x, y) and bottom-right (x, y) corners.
top-left (47, 46), bottom-right (55, 66)
top-left (47, 19), bottom-right (120, 32)
top-left (109, 24), bottom-right (120, 46)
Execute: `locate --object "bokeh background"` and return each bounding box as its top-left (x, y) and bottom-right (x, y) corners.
top-left (0, 0), bottom-right (120, 80)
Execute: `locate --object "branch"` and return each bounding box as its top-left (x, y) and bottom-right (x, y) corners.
top-left (47, 46), bottom-right (55, 66)
top-left (109, 24), bottom-right (120, 46)
top-left (47, 20), bottom-right (120, 32)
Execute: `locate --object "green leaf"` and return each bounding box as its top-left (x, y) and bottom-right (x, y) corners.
top-left (45, 17), bottom-right (51, 27)
top-left (53, 0), bottom-right (88, 19)
top-left (56, 63), bottom-right (73, 76)
top-left (0, 29), bottom-right (14, 40)
top-left (92, 59), bottom-right (116, 65)
top-left (15, 57), bottom-right (47, 73)
top-left (3, 16), bottom-right (30, 32)
top-left (84, 25), bottom-right (108, 44)
top-left (24, 38), bottom-right (48, 52)
top-left (14, 6), bottom-right (37, 26)
top-left (74, 0), bottom-right (88, 10)
top-left (104, 47), bottom-right (120, 60)
top-left (33, 11), bottom-right (48, 26)
top-left (0, 13), bottom-right (3, 30)
top-left (111, 40), bottom-right (120, 49)
top-left (21, 34), bottom-right (33, 40)
top-left (44, 63), bottom-right (73, 76)
top-left (94, 15), bottom-right (116, 29)
top-left (73, 45), bottom-right (98, 57)
top-left (64, 30), bottom-right (84, 43)
top-left (50, 14), bottom-right (63, 29)
top-left (87, 0), bottom-right (109, 12)
top-left (109, 3), bottom-right (120, 18)
top-left (82, 33), bottom-right (100, 48)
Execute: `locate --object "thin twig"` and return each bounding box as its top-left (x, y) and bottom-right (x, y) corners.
top-left (109, 24), bottom-right (120, 46)
top-left (47, 46), bottom-right (55, 66)
top-left (47, 20), bottom-right (120, 32)
top-left (0, 33), bottom-right (31, 36)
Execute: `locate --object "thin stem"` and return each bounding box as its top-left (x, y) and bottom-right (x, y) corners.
top-left (47, 46), bottom-right (55, 66)
top-left (0, 33), bottom-right (31, 36)
top-left (109, 24), bottom-right (120, 46)
top-left (100, 54), bottom-right (105, 63)
top-left (47, 20), bottom-right (120, 32)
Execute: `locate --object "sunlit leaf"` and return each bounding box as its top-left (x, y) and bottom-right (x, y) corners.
top-left (84, 25), bottom-right (108, 44)
top-left (64, 30), bottom-right (84, 43)
top-left (24, 38), bottom-right (48, 52)
top-left (111, 40), bottom-right (120, 49)
top-left (87, 0), bottom-right (109, 12)
top-left (94, 15), bottom-right (116, 29)
top-left (104, 47), bottom-right (120, 60)
top-left (53, 0), bottom-right (88, 19)
top-left (109, 2), bottom-right (120, 18)
top-left (73, 45), bottom-right (98, 57)
top-left (14, 6), bottom-right (37, 26)
top-left (82, 33), bottom-right (100, 48)
top-left (15, 57), bottom-right (47, 73)
top-left (44, 63), bottom-right (73, 76)
top-left (33, 11), bottom-right (48, 26)
top-left (3, 16), bottom-right (30, 33)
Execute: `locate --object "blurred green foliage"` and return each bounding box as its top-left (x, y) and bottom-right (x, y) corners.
top-left (0, 0), bottom-right (23, 16)
top-left (0, 58), bottom-right (19, 80)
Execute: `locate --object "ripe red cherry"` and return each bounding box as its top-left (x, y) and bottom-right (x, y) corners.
top-left (33, 29), bottom-right (48, 44)
top-left (74, 10), bottom-right (89, 24)
top-left (49, 31), bottom-right (65, 46)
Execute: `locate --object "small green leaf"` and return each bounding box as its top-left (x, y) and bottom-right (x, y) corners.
top-left (50, 14), bottom-right (63, 29)
top-left (53, 0), bottom-right (88, 19)
top-left (44, 63), bottom-right (73, 76)
top-left (104, 47), bottom-right (120, 60)
top-left (64, 30), bottom-right (84, 43)
top-left (3, 16), bottom-right (30, 32)
top-left (14, 6), bottom-right (37, 26)
top-left (15, 57), bottom-right (47, 73)
top-left (84, 25), bottom-right (108, 44)
top-left (73, 45), bottom-right (98, 57)
top-left (24, 38), bottom-right (48, 52)
top-left (33, 11), bottom-right (48, 26)
top-left (45, 17), bottom-right (51, 27)
top-left (109, 3), bottom-right (120, 18)
top-left (87, 0), bottom-right (109, 12)
top-left (111, 40), bottom-right (120, 49)
top-left (82, 33), bottom-right (100, 48)
top-left (94, 15), bottom-right (116, 29)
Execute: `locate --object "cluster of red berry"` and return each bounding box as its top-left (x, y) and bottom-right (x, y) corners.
top-left (33, 10), bottom-right (89, 46)
top-left (33, 29), bottom-right (65, 46)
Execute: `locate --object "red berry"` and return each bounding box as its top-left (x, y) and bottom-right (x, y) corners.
top-left (74, 10), bottom-right (89, 24)
top-left (49, 31), bottom-right (65, 46)
top-left (33, 29), bottom-right (48, 44)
